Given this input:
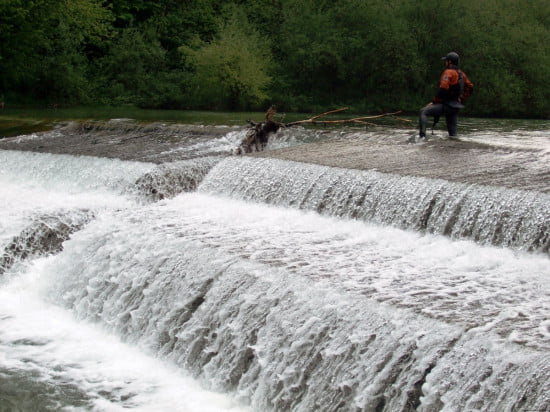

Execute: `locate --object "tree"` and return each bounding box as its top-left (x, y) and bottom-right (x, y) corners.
top-left (0, 0), bottom-right (50, 99)
top-left (0, 0), bottom-right (548, 116)
top-left (40, 0), bottom-right (113, 102)
top-left (181, 6), bottom-right (273, 110)
top-left (94, 27), bottom-right (180, 107)
top-left (272, 0), bottom-right (424, 111)
top-left (92, 0), bottom-right (221, 107)
top-left (0, 0), bottom-right (112, 103)
top-left (453, 0), bottom-right (550, 116)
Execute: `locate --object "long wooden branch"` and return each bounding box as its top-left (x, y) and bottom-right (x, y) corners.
top-left (285, 107), bottom-right (350, 126)
top-left (285, 108), bottom-right (410, 127)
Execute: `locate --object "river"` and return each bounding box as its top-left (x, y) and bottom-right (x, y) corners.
top-left (0, 117), bottom-right (548, 411)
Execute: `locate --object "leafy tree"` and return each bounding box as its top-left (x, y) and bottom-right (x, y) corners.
top-left (334, 0), bottom-right (424, 110)
top-left (0, 0), bottom-right (50, 100)
top-left (102, 0), bottom-right (159, 28)
top-left (39, 0), bottom-right (113, 102)
top-left (272, 0), bottom-right (424, 111)
top-left (93, 0), bottom-right (220, 107)
top-left (94, 27), bottom-right (179, 107)
top-left (0, 0), bottom-right (112, 103)
top-left (453, 0), bottom-right (550, 116)
top-left (181, 6), bottom-right (273, 110)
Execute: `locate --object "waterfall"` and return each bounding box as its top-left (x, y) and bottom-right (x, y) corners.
top-left (1, 132), bottom-right (549, 411)
top-left (0, 150), bottom-right (155, 194)
top-left (0, 149), bottom-right (221, 202)
top-left (199, 157), bottom-right (550, 254)
top-left (0, 149), bottom-right (221, 277)
top-left (44, 193), bottom-right (550, 411)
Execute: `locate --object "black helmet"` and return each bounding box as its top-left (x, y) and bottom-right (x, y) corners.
top-left (441, 52), bottom-right (459, 64)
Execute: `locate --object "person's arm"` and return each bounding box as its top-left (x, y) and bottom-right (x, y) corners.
top-left (460, 72), bottom-right (474, 102)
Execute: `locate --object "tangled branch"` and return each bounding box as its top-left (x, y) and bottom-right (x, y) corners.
top-left (237, 106), bottom-right (411, 154)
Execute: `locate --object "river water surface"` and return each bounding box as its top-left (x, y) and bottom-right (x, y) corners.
top-left (0, 117), bottom-right (548, 411)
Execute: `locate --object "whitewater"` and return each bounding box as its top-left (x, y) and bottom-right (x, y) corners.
top-left (0, 119), bottom-right (549, 411)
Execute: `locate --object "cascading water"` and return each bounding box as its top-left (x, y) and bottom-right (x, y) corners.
top-left (43, 193), bottom-right (550, 411)
top-left (199, 157), bottom-right (549, 253)
top-left (134, 157), bottom-right (221, 201)
top-left (0, 150), bottom-right (250, 411)
top-left (0, 119), bottom-right (549, 411)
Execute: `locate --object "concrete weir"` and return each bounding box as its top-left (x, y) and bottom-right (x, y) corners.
top-left (253, 136), bottom-right (550, 194)
top-left (3, 122), bottom-right (547, 253)
top-left (1, 120), bottom-right (549, 411)
top-left (1, 120), bottom-right (547, 193)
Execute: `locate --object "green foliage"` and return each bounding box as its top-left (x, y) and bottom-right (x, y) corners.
top-left (0, 0), bottom-right (50, 97)
top-left (0, 0), bottom-right (549, 117)
top-left (39, 0), bottom-right (114, 103)
top-left (0, 0), bottom-right (112, 103)
top-left (95, 28), bottom-right (170, 106)
top-left (181, 6), bottom-right (272, 110)
top-left (453, 0), bottom-right (550, 116)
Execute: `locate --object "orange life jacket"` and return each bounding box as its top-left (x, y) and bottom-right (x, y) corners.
top-left (434, 67), bottom-right (473, 104)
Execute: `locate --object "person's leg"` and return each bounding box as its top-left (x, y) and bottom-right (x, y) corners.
top-left (444, 106), bottom-right (459, 137)
top-left (419, 103), bottom-right (444, 137)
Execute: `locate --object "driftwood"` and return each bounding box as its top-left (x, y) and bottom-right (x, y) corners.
top-left (286, 108), bottom-right (408, 127)
top-left (237, 106), bottom-right (410, 154)
top-left (237, 106), bottom-right (281, 154)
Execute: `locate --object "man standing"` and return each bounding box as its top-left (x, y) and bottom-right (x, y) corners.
top-left (415, 52), bottom-right (474, 142)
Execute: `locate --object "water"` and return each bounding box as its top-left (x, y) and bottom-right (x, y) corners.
top-left (0, 119), bottom-right (549, 411)
top-left (0, 266), bottom-right (251, 412)
top-left (199, 157), bottom-right (549, 253)
top-left (0, 154), bottom-right (251, 411)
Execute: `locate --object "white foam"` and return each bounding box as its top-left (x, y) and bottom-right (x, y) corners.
top-left (0, 178), bottom-right (132, 244)
top-left (149, 193), bottom-right (549, 350)
top-left (0, 150), bottom-right (154, 194)
top-left (0, 258), bottom-right (251, 412)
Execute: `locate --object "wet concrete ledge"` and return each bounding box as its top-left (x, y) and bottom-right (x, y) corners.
top-left (0, 123), bottom-right (233, 164)
top-left (254, 138), bottom-right (550, 194)
top-left (1, 129), bottom-right (548, 194)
